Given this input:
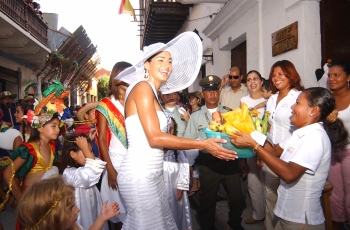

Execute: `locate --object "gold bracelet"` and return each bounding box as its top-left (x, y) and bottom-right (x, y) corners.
top-left (253, 143), bottom-right (259, 154)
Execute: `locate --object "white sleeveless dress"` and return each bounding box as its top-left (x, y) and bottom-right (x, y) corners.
top-left (118, 81), bottom-right (177, 230)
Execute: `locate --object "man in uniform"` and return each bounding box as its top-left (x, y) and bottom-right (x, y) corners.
top-left (184, 75), bottom-right (247, 230)
top-left (162, 92), bottom-right (187, 137)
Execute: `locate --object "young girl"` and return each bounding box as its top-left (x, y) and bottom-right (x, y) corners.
top-left (17, 176), bottom-right (119, 230)
top-left (3, 112), bottom-right (61, 206)
top-left (61, 134), bottom-right (109, 230)
top-left (13, 102), bottom-right (33, 145)
top-left (163, 118), bottom-right (192, 229)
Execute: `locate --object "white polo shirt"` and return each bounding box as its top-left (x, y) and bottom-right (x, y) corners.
top-left (274, 123), bottom-right (331, 225)
top-left (266, 89), bottom-right (301, 144)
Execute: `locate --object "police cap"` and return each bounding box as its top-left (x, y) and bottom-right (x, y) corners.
top-left (199, 75), bottom-right (221, 91)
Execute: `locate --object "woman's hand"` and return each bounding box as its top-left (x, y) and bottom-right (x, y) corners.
top-left (176, 189), bottom-right (183, 201)
top-left (107, 166), bottom-right (118, 190)
top-left (203, 138), bottom-right (238, 160)
top-left (256, 155), bottom-right (264, 170)
top-left (229, 131), bottom-right (256, 149)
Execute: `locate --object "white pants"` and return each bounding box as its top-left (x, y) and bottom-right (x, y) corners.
top-left (247, 156), bottom-right (265, 220)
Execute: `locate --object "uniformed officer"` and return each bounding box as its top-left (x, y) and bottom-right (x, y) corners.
top-left (161, 91), bottom-right (188, 137)
top-left (184, 75), bottom-right (247, 230)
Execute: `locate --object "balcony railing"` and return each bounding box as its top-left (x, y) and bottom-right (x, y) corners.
top-left (0, 0), bottom-right (48, 46)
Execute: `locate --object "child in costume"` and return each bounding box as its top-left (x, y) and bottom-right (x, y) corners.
top-left (163, 118), bottom-right (192, 229)
top-left (60, 134), bottom-right (109, 230)
top-left (74, 102), bottom-right (99, 157)
top-left (17, 176), bottom-right (119, 230)
top-left (2, 81), bottom-right (68, 229)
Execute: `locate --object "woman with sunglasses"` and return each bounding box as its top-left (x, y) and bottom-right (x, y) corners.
top-left (262, 60), bottom-right (304, 230)
top-left (219, 66), bottom-right (248, 110)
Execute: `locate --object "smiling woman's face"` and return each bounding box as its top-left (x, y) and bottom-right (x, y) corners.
top-left (246, 72), bottom-right (263, 94)
top-left (145, 51), bottom-right (172, 83)
top-left (271, 66), bottom-right (291, 91)
top-left (290, 92), bottom-right (314, 128)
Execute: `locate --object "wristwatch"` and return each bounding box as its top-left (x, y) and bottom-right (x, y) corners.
top-left (253, 143), bottom-right (259, 154)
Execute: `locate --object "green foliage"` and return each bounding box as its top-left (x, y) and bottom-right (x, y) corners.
top-left (97, 75), bottom-right (110, 100)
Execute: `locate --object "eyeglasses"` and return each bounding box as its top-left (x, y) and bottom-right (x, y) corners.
top-left (247, 78), bottom-right (260, 82)
top-left (228, 75), bottom-right (240, 80)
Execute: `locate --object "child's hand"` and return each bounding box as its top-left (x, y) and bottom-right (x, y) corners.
top-left (75, 136), bottom-right (88, 150)
top-left (100, 201), bottom-right (120, 221)
top-left (176, 189), bottom-right (183, 201)
top-left (75, 136), bottom-right (94, 159)
top-left (89, 128), bottom-right (97, 140)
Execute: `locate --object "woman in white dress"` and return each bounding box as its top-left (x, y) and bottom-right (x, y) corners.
top-left (116, 32), bottom-right (237, 230)
top-left (240, 70), bottom-right (266, 225)
top-left (96, 61), bottom-right (131, 228)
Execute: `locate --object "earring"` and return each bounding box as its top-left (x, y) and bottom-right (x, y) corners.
top-left (166, 80), bottom-right (170, 89)
top-left (144, 70), bottom-right (149, 80)
top-left (310, 114), bottom-right (313, 117)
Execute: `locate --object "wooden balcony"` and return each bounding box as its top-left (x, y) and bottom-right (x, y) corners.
top-left (0, 0), bottom-right (48, 46)
top-left (140, 0), bottom-right (190, 48)
top-left (0, 0), bottom-right (50, 69)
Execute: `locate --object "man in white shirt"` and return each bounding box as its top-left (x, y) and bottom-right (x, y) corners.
top-left (219, 66), bottom-right (248, 110)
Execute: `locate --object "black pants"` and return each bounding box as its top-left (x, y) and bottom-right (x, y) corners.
top-left (197, 154), bottom-right (246, 230)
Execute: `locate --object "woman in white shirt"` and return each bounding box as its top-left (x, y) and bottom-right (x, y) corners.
top-left (326, 60), bottom-right (350, 230)
top-left (231, 87), bottom-right (349, 230)
top-left (240, 70), bottom-right (266, 224)
top-left (261, 60), bottom-right (305, 230)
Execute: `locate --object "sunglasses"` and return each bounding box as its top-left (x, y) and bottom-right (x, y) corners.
top-left (228, 75), bottom-right (240, 80)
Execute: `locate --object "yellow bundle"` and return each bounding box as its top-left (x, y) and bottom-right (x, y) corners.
top-left (221, 102), bottom-right (255, 135)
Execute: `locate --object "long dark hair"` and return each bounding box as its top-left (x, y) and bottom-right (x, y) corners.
top-left (303, 87), bottom-right (349, 153)
top-left (17, 103), bottom-right (33, 142)
top-left (108, 61), bottom-right (132, 96)
top-left (59, 134), bottom-right (92, 174)
top-left (27, 114), bottom-right (60, 143)
top-left (269, 60), bottom-right (304, 94)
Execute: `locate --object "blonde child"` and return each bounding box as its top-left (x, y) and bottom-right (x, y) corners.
top-left (254, 79), bottom-right (272, 111)
top-left (163, 118), bottom-right (192, 229)
top-left (17, 176), bottom-right (119, 230)
top-left (61, 134), bottom-right (109, 230)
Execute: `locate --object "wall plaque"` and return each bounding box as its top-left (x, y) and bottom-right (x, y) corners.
top-left (271, 21), bottom-right (298, 56)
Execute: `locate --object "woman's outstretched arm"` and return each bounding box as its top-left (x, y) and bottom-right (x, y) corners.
top-left (126, 82), bottom-right (237, 160)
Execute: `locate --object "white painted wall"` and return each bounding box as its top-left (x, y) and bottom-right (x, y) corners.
top-left (181, 0), bottom-right (321, 89)
top-left (180, 3), bottom-right (226, 92)
top-left (261, 0), bottom-right (321, 88)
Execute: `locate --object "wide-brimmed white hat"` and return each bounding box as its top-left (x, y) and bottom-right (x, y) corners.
top-left (115, 31), bottom-right (203, 94)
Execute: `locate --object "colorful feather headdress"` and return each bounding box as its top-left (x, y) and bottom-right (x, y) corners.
top-left (26, 79), bottom-right (69, 128)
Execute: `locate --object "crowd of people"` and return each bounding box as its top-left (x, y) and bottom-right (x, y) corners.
top-left (0, 31), bottom-right (349, 230)
top-left (25, 0), bottom-right (44, 20)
